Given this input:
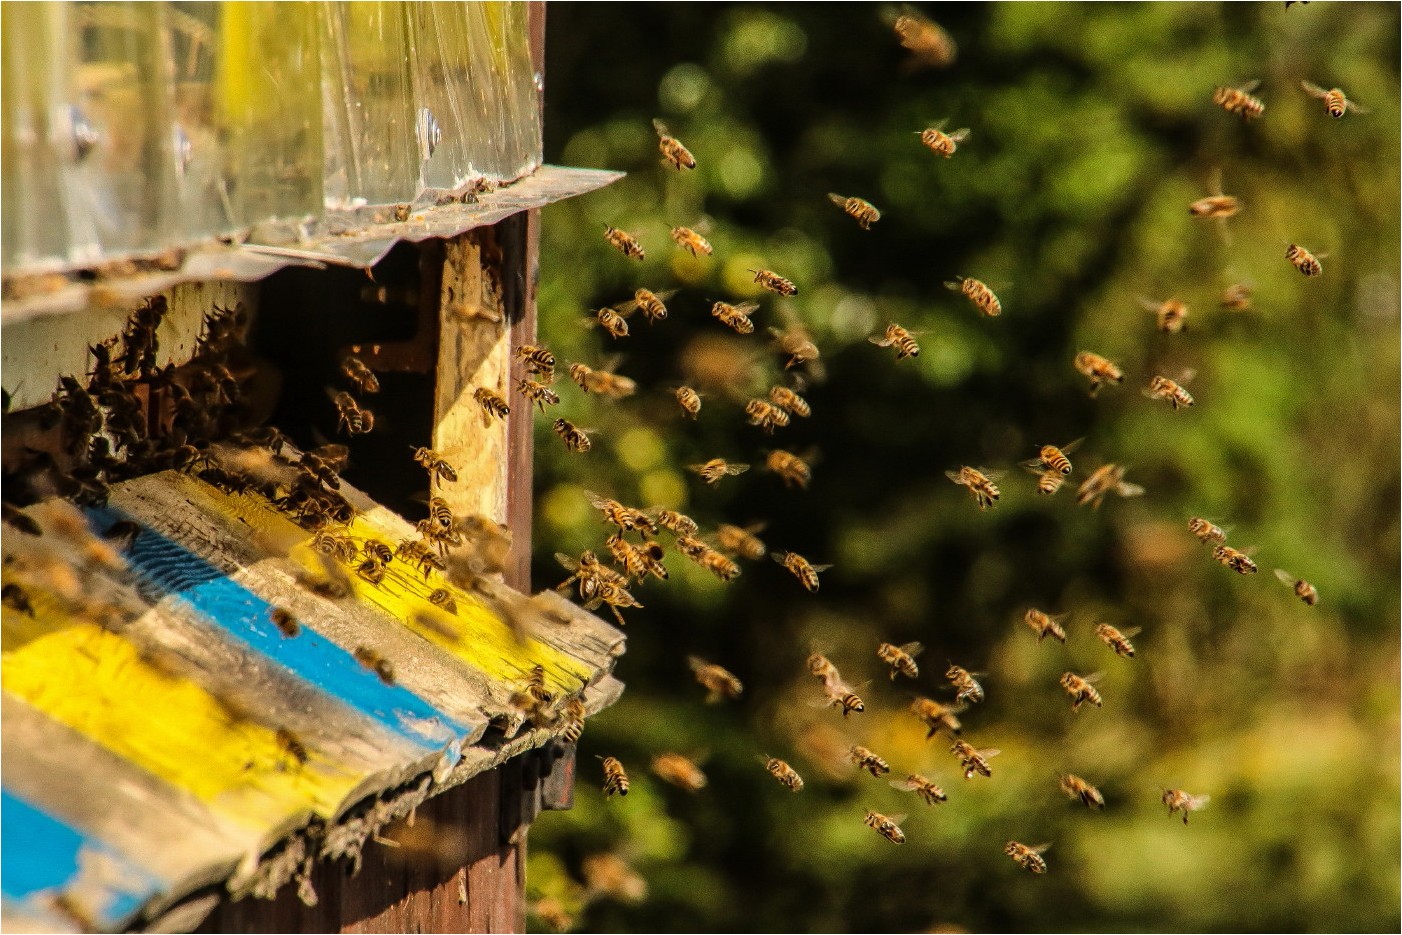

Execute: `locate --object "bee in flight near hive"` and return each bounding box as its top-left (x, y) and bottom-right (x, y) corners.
top-left (1059, 774), bottom-right (1105, 809)
top-left (675, 536), bottom-right (742, 582)
top-left (710, 300), bottom-right (758, 335)
top-left (1095, 623), bottom-right (1141, 658)
top-left (1024, 608), bottom-right (1069, 644)
top-left (585, 579), bottom-right (643, 627)
top-left (1026, 466), bottom-right (1066, 496)
top-left (891, 8), bottom-right (956, 69)
top-left (750, 269), bottom-right (798, 296)
top-left (1074, 351), bottom-right (1124, 396)
top-left (688, 457), bottom-right (749, 485)
top-left (552, 419), bottom-right (592, 453)
top-left (653, 118), bottom-right (696, 170)
top-left (850, 745), bottom-right (891, 778)
top-left (1300, 81), bottom-right (1366, 118)
top-left (877, 640), bottom-right (924, 680)
top-left (919, 121), bottom-right (971, 157)
top-left (586, 492), bottom-right (657, 535)
top-left (769, 325), bottom-right (821, 371)
top-left (772, 550), bottom-right (831, 592)
top-left (912, 697), bottom-right (963, 739)
top-left (599, 756), bottom-right (629, 796)
top-left (568, 361), bottom-right (637, 399)
top-left (1145, 373), bottom-right (1196, 411)
top-left (1076, 463), bottom-right (1143, 509)
top-left (617, 287), bottom-right (676, 326)
top-left (745, 398), bottom-right (791, 434)
top-left (586, 306), bottom-right (630, 339)
top-left (688, 656), bottom-right (743, 703)
top-left (555, 549), bottom-right (627, 602)
top-left (413, 447), bottom-right (459, 483)
top-left (946, 664), bottom-right (985, 704)
top-left (946, 276), bottom-right (1001, 317)
top-left (1140, 297), bottom-right (1189, 333)
top-left (651, 509), bottom-right (700, 538)
top-left (715, 523), bottom-right (767, 561)
top-left (1005, 841), bottom-right (1051, 874)
top-left (331, 391), bottom-right (375, 435)
top-left (353, 645), bottom-right (396, 684)
top-left (1221, 282), bottom-right (1253, 311)
top-left (1213, 544), bottom-right (1258, 575)
top-left (1285, 243), bottom-right (1324, 276)
top-left (946, 466), bottom-right (1002, 511)
top-left (869, 322), bottom-right (921, 359)
top-left (671, 224), bottom-right (713, 257)
top-left (1189, 177), bottom-right (1240, 220)
top-left (340, 355), bottom-right (380, 393)
top-left (1060, 671), bottom-right (1103, 711)
top-left (1022, 438), bottom-right (1083, 477)
top-left (864, 809), bottom-right (908, 845)
top-left (828, 193), bottom-right (881, 230)
top-left (473, 387), bottom-right (511, 424)
top-left (652, 753), bottom-right (708, 792)
top-left (1188, 517), bottom-right (1229, 545)
top-left (516, 378), bottom-right (560, 412)
top-left (1162, 788), bottom-right (1210, 824)
top-left (674, 385), bottom-right (703, 419)
top-left (603, 224), bottom-right (644, 260)
top-left (1274, 568), bottom-right (1319, 605)
top-left (759, 756), bottom-right (804, 792)
top-left (891, 774), bottom-right (948, 806)
top-left (951, 740), bottom-right (999, 779)
top-left (768, 385), bottom-right (811, 418)
top-left (514, 344), bottom-right (557, 380)
top-left (822, 678), bottom-right (866, 717)
top-left (1213, 79), bottom-right (1265, 120)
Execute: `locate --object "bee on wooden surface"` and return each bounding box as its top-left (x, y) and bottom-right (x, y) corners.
top-left (1, 583), bottom-right (35, 617)
top-left (1060, 671), bottom-right (1103, 711)
top-left (473, 387), bottom-right (511, 424)
top-left (1058, 773), bottom-right (1105, 809)
top-left (671, 224), bottom-right (713, 257)
top-left (297, 549), bottom-right (354, 600)
top-left (912, 696), bottom-right (963, 739)
top-left (946, 466), bottom-right (1002, 511)
top-left (298, 445), bottom-right (349, 490)
top-left (689, 656), bottom-right (744, 703)
top-left (1076, 463), bottom-right (1144, 509)
top-left (1188, 517), bottom-right (1229, 545)
top-left (1005, 841), bottom-right (1050, 874)
top-left (688, 458), bottom-right (749, 485)
top-left (515, 377), bottom-right (560, 413)
top-left (828, 193), bottom-right (881, 230)
top-left (1285, 243), bottom-right (1324, 277)
top-left (759, 755), bottom-right (804, 792)
top-left (767, 385), bottom-right (811, 418)
top-left (1074, 351), bottom-right (1124, 396)
top-left (1096, 623), bottom-right (1141, 658)
top-left (1300, 81), bottom-right (1366, 118)
top-left (1021, 438), bottom-right (1083, 477)
top-left (599, 755), bottom-right (630, 796)
top-left (356, 554), bottom-right (388, 585)
top-left (869, 322), bottom-right (921, 359)
top-left (1221, 282), bottom-right (1253, 312)
top-left (553, 419), bottom-right (592, 453)
top-left (1162, 788), bottom-right (1210, 824)
top-left (715, 523), bottom-right (767, 561)
top-left (951, 740), bottom-right (999, 779)
top-left (745, 398), bottom-right (791, 434)
top-left (396, 537), bottom-right (445, 577)
top-left (412, 447), bottom-right (459, 484)
top-left (768, 325), bottom-right (821, 372)
top-left (772, 551), bottom-right (830, 592)
top-left (824, 681), bottom-right (866, 717)
top-left (864, 809), bottom-right (908, 844)
top-left (618, 287), bottom-right (676, 325)
top-left (750, 269), bottom-right (798, 297)
top-left (674, 385), bottom-right (703, 419)
top-left (603, 224), bottom-right (644, 260)
top-left (353, 646), bottom-right (396, 684)
top-left (275, 727), bottom-right (309, 768)
top-left (340, 355), bottom-right (380, 394)
top-left (1140, 297), bottom-right (1190, 333)
top-left (653, 118), bottom-right (696, 170)
top-left (268, 606), bottom-right (300, 638)
top-left (877, 641), bottom-right (924, 680)
top-left (587, 306), bottom-right (630, 340)
top-left (1213, 80), bottom-right (1265, 120)
top-left (417, 587), bottom-right (459, 616)
top-left (1274, 568), bottom-right (1319, 605)
top-left (650, 509), bottom-right (700, 538)
top-left (652, 753), bottom-right (708, 792)
top-left (891, 774), bottom-right (948, 806)
top-left (1212, 544), bottom-right (1258, 575)
top-left (919, 122), bottom-right (971, 157)
top-left (946, 664), bottom-right (985, 704)
top-left (1144, 373), bottom-right (1196, 411)
top-left (559, 696), bottom-right (587, 744)
top-left (892, 10), bottom-right (956, 69)
top-left (332, 391), bottom-right (375, 435)
top-left (850, 745), bottom-right (891, 778)
top-left (710, 300), bottom-right (758, 335)
top-left (946, 276), bottom-right (1001, 317)
top-left (515, 344), bottom-right (557, 379)
top-left (765, 449), bottom-right (813, 489)
top-left (424, 497), bottom-right (456, 534)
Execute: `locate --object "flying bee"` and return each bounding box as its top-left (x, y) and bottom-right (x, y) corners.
top-left (891, 774), bottom-right (948, 806)
top-left (946, 664), bottom-right (985, 704)
top-left (765, 449), bottom-right (813, 489)
top-left (605, 533), bottom-right (653, 581)
top-left (772, 551), bottom-right (830, 592)
top-left (674, 385), bottom-right (703, 419)
top-left (1213, 544), bottom-right (1258, 575)
top-left (1074, 351), bottom-right (1124, 396)
top-left (1144, 372), bottom-right (1196, 410)
top-left (877, 641), bottom-right (925, 680)
top-left (1060, 671), bottom-right (1103, 711)
top-left (587, 493), bottom-right (657, 535)
top-left (584, 579), bottom-right (643, 627)
top-left (1188, 517), bottom-right (1229, 545)
top-left (603, 224), bottom-right (644, 260)
top-left (850, 745), bottom-right (891, 778)
top-left (824, 681), bottom-right (866, 717)
top-left (1027, 468), bottom-right (1065, 496)
top-left (340, 355), bottom-right (380, 393)
top-left (1162, 788), bottom-right (1211, 824)
top-left (555, 549), bottom-right (627, 601)
top-left (353, 646), bottom-right (396, 684)
top-left (474, 386), bottom-right (511, 423)
top-left (688, 656), bottom-right (744, 703)
top-left (515, 344), bottom-right (557, 378)
top-left (715, 523), bottom-right (767, 561)
top-left (759, 756), bottom-right (804, 792)
top-left (1076, 464), bottom-right (1144, 509)
top-left (332, 391), bottom-right (375, 435)
top-left (2, 583), bottom-right (35, 617)
top-left (892, 10), bottom-right (956, 69)
top-left (710, 300), bottom-right (758, 335)
top-left (651, 753), bottom-right (708, 792)
top-left (768, 385), bottom-right (811, 418)
top-left (560, 696), bottom-right (586, 744)
top-left (413, 447), bottom-right (459, 483)
top-left (650, 509), bottom-right (699, 537)
top-left (807, 651), bottom-right (842, 685)
top-left (1274, 568), bottom-right (1319, 605)
top-left (675, 536), bottom-right (742, 581)
top-left (945, 276), bottom-right (1002, 317)
top-left (1005, 841), bottom-right (1051, 874)
top-left (1300, 81), bottom-right (1366, 118)
top-left (1140, 297), bottom-right (1189, 333)
top-left (1213, 80), bottom-right (1265, 120)
top-left (1221, 282), bottom-right (1253, 311)
top-left (576, 363), bottom-right (638, 399)
top-left (912, 697), bottom-right (963, 738)
top-left (268, 606), bottom-right (300, 637)
top-left (671, 225), bottom-right (713, 257)
top-left (750, 269), bottom-right (798, 296)
top-left (827, 193), bottom-right (881, 230)
top-left (1021, 438), bottom-right (1084, 477)
top-left (951, 740), bottom-right (999, 779)
top-left (688, 458), bottom-right (749, 485)
top-left (869, 322), bottom-right (921, 359)
top-left (919, 122), bottom-right (971, 157)
top-left (1059, 774), bottom-right (1105, 809)
top-left (587, 306), bottom-right (630, 339)
top-left (617, 287), bottom-right (676, 325)
top-left (425, 497), bottom-right (455, 532)
top-left (864, 809), bottom-right (907, 845)
top-left (599, 756), bottom-right (630, 796)
top-left (1285, 243), bottom-right (1324, 276)
top-left (653, 118), bottom-right (696, 170)
top-left (745, 398), bottom-right (791, 434)
top-left (553, 419), bottom-right (592, 453)
top-left (946, 466), bottom-right (1002, 511)
top-left (1095, 623), bottom-right (1141, 658)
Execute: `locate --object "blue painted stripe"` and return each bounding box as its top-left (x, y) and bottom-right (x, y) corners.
top-left (84, 506), bottom-right (465, 760)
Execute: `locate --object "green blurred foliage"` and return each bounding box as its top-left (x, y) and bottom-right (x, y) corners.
top-left (526, 3), bottom-right (1400, 932)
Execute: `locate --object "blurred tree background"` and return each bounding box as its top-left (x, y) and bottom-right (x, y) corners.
top-left (522, 3), bottom-right (1400, 932)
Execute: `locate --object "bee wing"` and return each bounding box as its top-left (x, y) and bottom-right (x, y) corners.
top-left (1136, 295), bottom-right (1163, 312)
top-left (1060, 437), bottom-right (1085, 455)
top-left (868, 333), bottom-right (896, 347)
top-left (1345, 98), bottom-right (1370, 115)
top-left (1299, 80), bottom-right (1327, 99)
top-left (942, 278), bottom-right (966, 291)
top-left (946, 128), bottom-right (971, 142)
top-left (652, 117), bottom-right (671, 138)
top-left (1239, 79), bottom-right (1262, 93)
top-left (827, 192), bottom-right (848, 206)
top-left (1115, 482), bottom-right (1146, 499)
top-left (1030, 842), bottom-right (1053, 855)
top-left (770, 552), bottom-right (789, 564)
top-left (725, 463), bottom-right (751, 475)
top-left (615, 296), bottom-right (642, 317)
top-left (978, 748), bottom-right (1002, 759)
top-left (1119, 626), bottom-right (1143, 638)
top-left (554, 553), bottom-right (581, 572)
top-left (809, 564), bottom-right (834, 573)
top-left (1020, 461), bottom-right (1050, 476)
top-left (1177, 368), bottom-right (1199, 384)
top-left (899, 641), bottom-right (926, 657)
top-left (977, 468), bottom-right (1006, 480)
top-left (734, 302), bottom-right (760, 316)
top-left (1083, 672), bottom-right (1105, 684)
top-left (687, 463), bottom-right (711, 474)
top-left (1273, 568), bottom-right (1299, 587)
top-left (888, 813), bottom-right (909, 825)
top-left (1188, 794), bottom-right (1211, 809)
top-left (944, 470), bottom-right (964, 484)
top-left (889, 777), bottom-right (917, 791)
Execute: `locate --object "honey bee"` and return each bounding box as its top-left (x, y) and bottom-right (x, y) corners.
top-left (671, 224), bottom-right (713, 257)
top-left (1059, 774), bottom-right (1105, 809)
top-left (828, 193), bottom-right (881, 230)
top-left (1189, 192), bottom-right (1239, 219)
top-left (412, 447), bottom-right (459, 483)
top-left (710, 300), bottom-right (758, 335)
top-left (1076, 463), bottom-right (1144, 509)
top-left (1095, 623), bottom-right (1141, 658)
top-left (555, 549), bottom-right (628, 601)
top-left (275, 727), bottom-right (309, 768)
top-left (768, 385), bottom-right (811, 418)
top-left (946, 664), bottom-right (985, 704)
top-left (945, 276), bottom-right (1002, 317)
top-left (2, 583), bottom-right (35, 617)
top-left (1300, 81), bottom-right (1366, 118)
top-left (1060, 671), bottom-right (1103, 711)
top-left (1026, 468), bottom-right (1065, 496)
top-left (653, 118), bottom-right (696, 170)
top-left (1213, 80), bottom-right (1265, 120)
top-left (951, 740), bottom-right (999, 779)
top-left (340, 355), bottom-right (380, 393)
top-left (869, 322), bottom-right (921, 359)
top-left (605, 533), bottom-right (658, 582)
top-left (428, 588), bottom-right (459, 614)
top-left (807, 651), bottom-right (842, 685)
top-left (651, 509), bottom-right (700, 537)
top-left (850, 745), bottom-right (891, 778)
top-left (1021, 438), bottom-right (1083, 477)
top-left (824, 681), bottom-right (867, 717)
top-left (472, 387), bottom-right (511, 423)
top-left (745, 398), bottom-right (791, 434)
top-left (892, 10), bottom-right (956, 69)
top-left (584, 579), bottom-right (643, 627)
top-left (772, 551), bottom-right (830, 592)
top-left (864, 809), bottom-right (908, 844)
top-left (1144, 374), bottom-right (1196, 410)
top-left (515, 344), bottom-right (557, 378)
top-left (912, 697), bottom-right (963, 739)
top-left (1274, 568), bottom-right (1319, 605)
top-left (1221, 283), bottom-right (1253, 311)
top-left (765, 449), bottom-right (813, 489)
top-left (890, 774), bottom-right (948, 806)
top-left (268, 606), bottom-right (300, 637)
top-left (588, 306), bottom-right (630, 339)
top-left (877, 641), bottom-right (924, 680)
top-left (946, 466), bottom-right (1002, 511)
top-left (759, 755), bottom-right (804, 792)
top-left (353, 646), bottom-right (396, 684)
top-left (919, 122), bottom-right (971, 157)
top-left (2, 504), bottom-right (41, 537)
top-left (769, 325), bottom-right (821, 371)
top-left (1162, 788), bottom-right (1211, 824)
top-left (553, 419), bottom-right (592, 453)
top-left (1188, 517), bottom-right (1229, 545)
top-left (674, 385), bottom-right (703, 419)
top-left (332, 391), bottom-right (375, 435)
top-left (599, 755), bottom-right (630, 796)
top-left (1005, 841), bottom-right (1050, 874)
top-left (1285, 243), bottom-right (1324, 276)
top-left (1139, 297), bottom-right (1190, 333)
top-left (559, 696), bottom-right (587, 744)
top-left (587, 493), bottom-right (657, 536)
top-left (356, 555), bottom-right (388, 585)
top-left (603, 224), bottom-right (644, 260)
top-left (396, 537), bottom-right (446, 577)
top-left (508, 377), bottom-right (559, 413)
top-left (1213, 544), bottom-right (1258, 575)
top-left (652, 753), bottom-right (708, 792)
top-left (1074, 351), bottom-right (1125, 396)
top-left (689, 656), bottom-right (744, 703)
top-left (750, 269), bottom-right (798, 296)
top-left (688, 458), bottom-right (749, 485)
top-left (617, 287), bottom-right (676, 325)
top-left (675, 536), bottom-right (742, 581)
